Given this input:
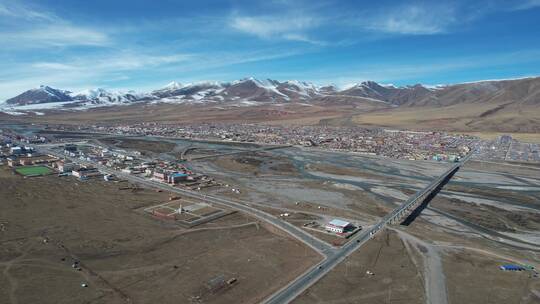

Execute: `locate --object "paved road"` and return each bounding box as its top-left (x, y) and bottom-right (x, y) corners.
top-left (41, 146), bottom-right (334, 257)
top-left (39, 143), bottom-right (474, 304)
top-left (263, 151), bottom-right (475, 304)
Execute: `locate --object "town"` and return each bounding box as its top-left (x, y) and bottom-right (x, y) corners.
top-left (43, 123), bottom-right (481, 162)
top-left (1, 123), bottom-right (539, 304)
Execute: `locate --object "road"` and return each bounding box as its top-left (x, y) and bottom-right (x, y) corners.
top-left (263, 151), bottom-right (475, 304)
top-left (38, 142), bottom-right (474, 304)
top-left (40, 146), bottom-right (334, 257)
top-left (393, 228), bottom-right (448, 304)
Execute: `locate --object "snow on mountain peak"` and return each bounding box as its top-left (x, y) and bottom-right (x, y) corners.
top-left (163, 81), bottom-right (183, 90)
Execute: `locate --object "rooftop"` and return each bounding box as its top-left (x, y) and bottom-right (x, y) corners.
top-left (328, 219), bottom-right (350, 227)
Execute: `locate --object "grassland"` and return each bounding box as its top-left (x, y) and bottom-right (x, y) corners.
top-left (293, 229), bottom-right (425, 304)
top-left (351, 102), bottom-right (540, 133)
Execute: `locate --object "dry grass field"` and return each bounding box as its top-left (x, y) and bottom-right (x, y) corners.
top-left (442, 249), bottom-right (540, 304)
top-left (351, 102), bottom-right (540, 133)
top-left (0, 167), bottom-right (320, 304)
top-left (293, 229), bottom-right (425, 304)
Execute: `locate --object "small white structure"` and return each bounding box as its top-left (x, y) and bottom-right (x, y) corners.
top-left (325, 219), bottom-right (351, 234)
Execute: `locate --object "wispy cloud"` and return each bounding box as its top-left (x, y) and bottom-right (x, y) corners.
top-left (230, 14), bottom-right (321, 43)
top-left (0, 1), bottom-right (57, 21)
top-left (363, 3), bottom-right (457, 35)
top-left (24, 53), bottom-right (194, 77)
top-left (512, 0), bottom-right (540, 10)
top-left (1, 25), bottom-right (110, 47)
top-left (0, 0), bottom-right (109, 48)
top-left (0, 47), bottom-right (304, 100)
top-left (305, 49), bottom-right (540, 87)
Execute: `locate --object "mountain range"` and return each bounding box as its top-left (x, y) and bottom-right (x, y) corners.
top-left (4, 78), bottom-right (337, 107)
top-left (5, 76), bottom-right (540, 108)
top-left (2, 76), bottom-right (540, 133)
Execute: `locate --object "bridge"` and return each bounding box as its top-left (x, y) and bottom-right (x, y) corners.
top-left (263, 150), bottom-right (475, 304)
top-left (33, 139), bottom-right (474, 304)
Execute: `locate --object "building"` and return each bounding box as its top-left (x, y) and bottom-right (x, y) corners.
top-left (168, 172), bottom-right (188, 184)
top-left (153, 171), bottom-right (167, 181)
top-left (325, 219), bottom-right (352, 234)
top-left (18, 155), bottom-right (55, 166)
top-left (10, 147), bottom-right (22, 155)
top-left (7, 157), bottom-right (18, 167)
top-left (57, 160), bottom-right (75, 173)
top-left (72, 167), bottom-right (101, 179)
top-left (64, 144), bottom-right (77, 153)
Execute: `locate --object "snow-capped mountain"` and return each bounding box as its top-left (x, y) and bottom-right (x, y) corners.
top-left (222, 78), bottom-right (290, 102)
top-left (3, 76), bottom-right (540, 114)
top-left (339, 81), bottom-right (434, 105)
top-left (151, 78), bottom-right (324, 103)
top-left (71, 88), bottom-right (147, 104)
top-left (276, 80), bottom-right (321, 100)
top-left (5, 85), bottom-right (72, 105)
top-left (152, 81), bottom-right (225, 102)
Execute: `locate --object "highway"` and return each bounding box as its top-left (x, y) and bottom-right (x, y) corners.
top-left (262, 151), bottom-right (475, 304)
top-left (40, 146), bottom-right (334, 256)
top-left (39, 143), bottom-right (474, 304)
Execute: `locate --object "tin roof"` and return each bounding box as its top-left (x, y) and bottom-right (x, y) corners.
top-left (328, 219), bottom-right (350, 227)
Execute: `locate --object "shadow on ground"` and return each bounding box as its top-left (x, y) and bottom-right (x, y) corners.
top-left (400, 167), bottom-right (460, 226)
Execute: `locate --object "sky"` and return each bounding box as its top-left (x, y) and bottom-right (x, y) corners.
top-left (1, 0), bottom-right (540, 100)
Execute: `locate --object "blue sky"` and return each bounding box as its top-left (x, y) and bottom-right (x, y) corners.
top-left (1, 0), bottom-right (540, 99)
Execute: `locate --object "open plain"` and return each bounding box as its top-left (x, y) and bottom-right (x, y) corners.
top-left (0, 167), bottom-right (320, 304)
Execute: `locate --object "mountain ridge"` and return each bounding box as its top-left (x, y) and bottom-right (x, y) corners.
top-left (3, 76), bottom-right (540, 110)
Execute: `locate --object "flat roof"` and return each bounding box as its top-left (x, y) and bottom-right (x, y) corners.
top-left (171, 173), bottom-right (188, 177)
top-left (328, 219), bottom-right (350, 227)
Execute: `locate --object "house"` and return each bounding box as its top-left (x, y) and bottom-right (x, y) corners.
top-left (325, 219), bottom-right (352, 234)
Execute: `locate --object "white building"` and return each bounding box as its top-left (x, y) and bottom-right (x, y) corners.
top-left (325, 219), bottom-right (351, 234)
top-left (10, 147), bottom-right (22, 155)
top-left (57, 161), bottom-right (75, 173)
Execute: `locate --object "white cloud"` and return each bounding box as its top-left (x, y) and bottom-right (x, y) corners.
top-left (31, 62), bottom-right (76, 70)
top-left (1, 25), bottom-right (110, 47)
top-left (364, 4), bottom-right (457, 35)
top-left (230, 15), bottom-right (321, 43)
top-left (0, 1), bottom-right (57, 21)
top-left (0, 1), bottom-right (109, 48)
top-left (282, 33), bottom-right (326, 45)
top-left (27, 53), bottom-right (193, 76)
top-left (0, 48), bottom-right (302, 100)
top-left (513, 0), bottom-right (540, 10)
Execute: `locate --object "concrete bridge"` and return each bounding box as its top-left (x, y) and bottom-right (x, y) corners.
top-left (263, 150), bottom-right (476, 304)
top-left (386, 154), bottom-right (473, 226)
